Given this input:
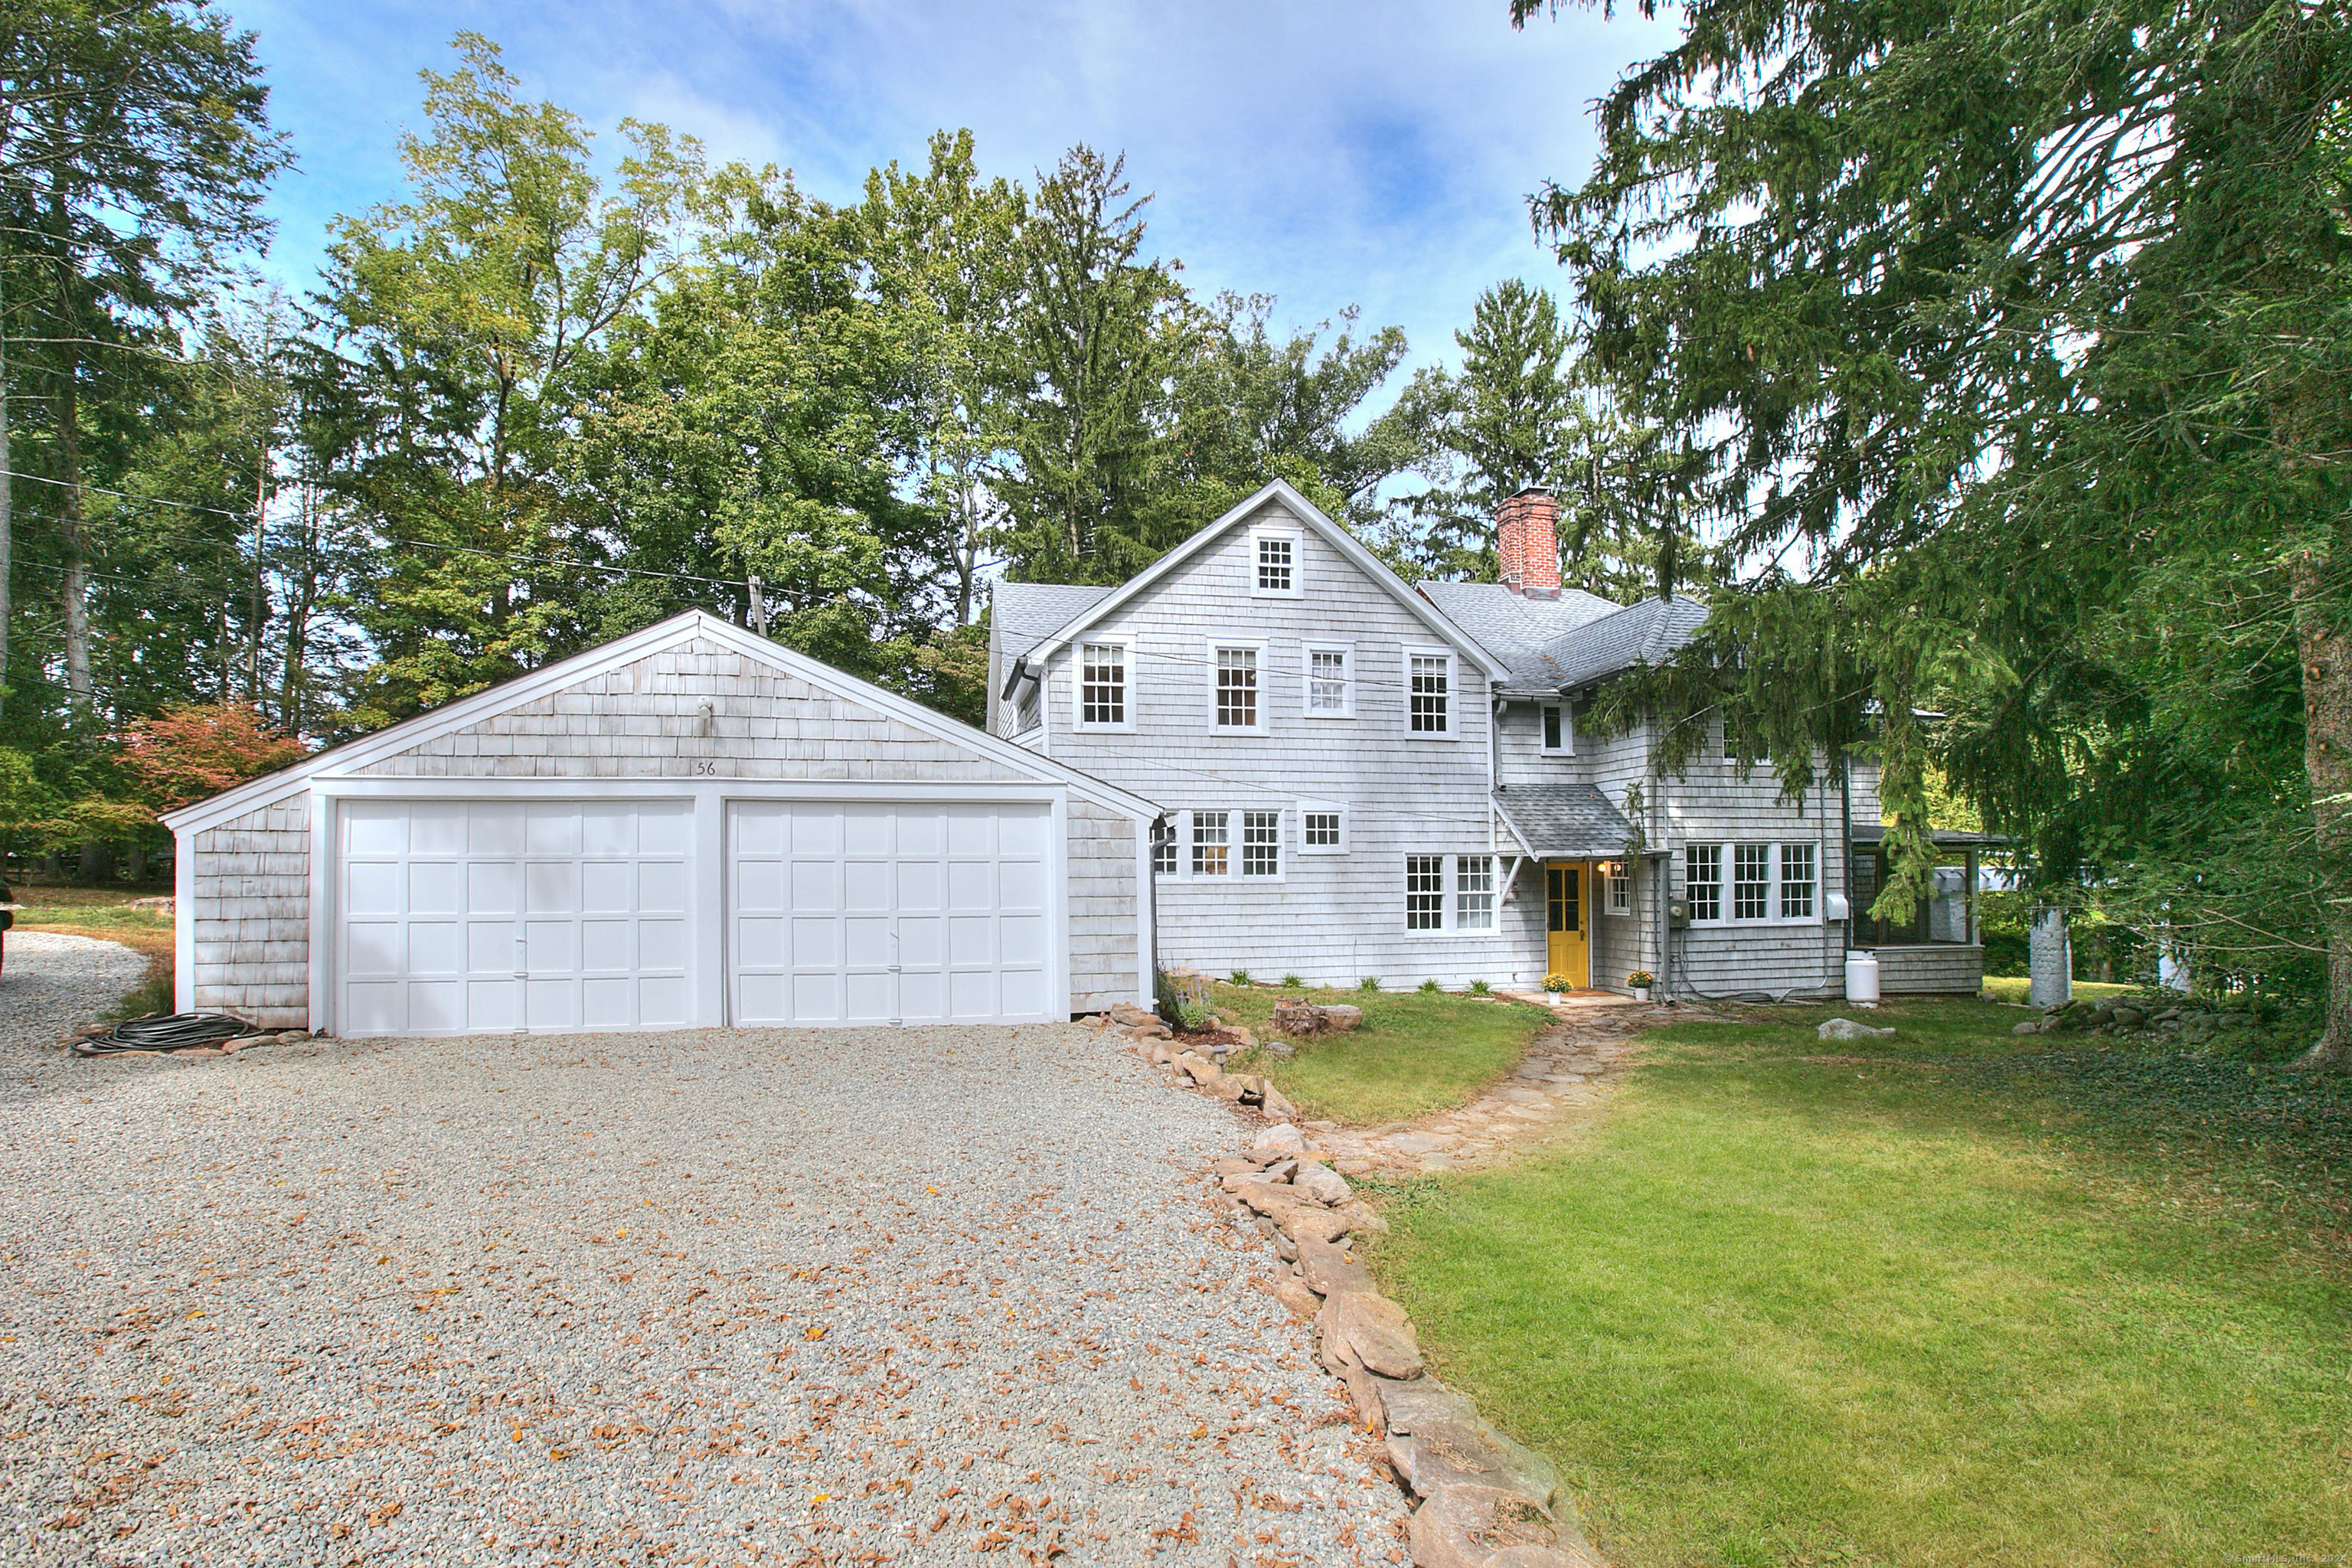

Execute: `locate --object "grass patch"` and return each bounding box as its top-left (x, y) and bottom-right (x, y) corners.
top-left (1981, 974), bottom-right (2132, 1005)
top-left (8, 883), bottom-right (175, 962)
top-left (1202, 979), bottom-right (1551, 1125)
top-left (1374, 996), bottom-right (2352, 1566)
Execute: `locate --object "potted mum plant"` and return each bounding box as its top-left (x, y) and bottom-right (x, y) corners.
top-left (1626, 970), bottom-right (1654, 1002)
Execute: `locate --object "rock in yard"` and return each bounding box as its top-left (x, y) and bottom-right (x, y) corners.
top-left (2011, 1019), bottom-right (2045, 1036)
top-left (1816, 1017), bottom-right (1896, 1041)
top-left (1250, 1122), bottom-right (1309, 1162)
top-left (1259, 1040), bottom-right (1298, 1059)
top-left (1236, 1185), bottom-right (1351, 1245)
top-left (1292, 1161), bottom-right (1353, 1207)
top-left (1407, 1485), bottom-right (1576, 1568)
top-left (1269, 1272), bottom-right (1323, 1319)
top-left (1374, 1378), bottom-right (1481, 1436)
top-left (1295, 1233), bottom-right (1377, 1297)
top-left (1135, 1020), bottom-right (1174, 1041)
top-left (1177, 1052), bottom-right (1223, 1086)
top-left (1272, 1000), bottom-right (1364, 1037)
top-left (1318, 1289), bottom-right (1423, 1380)
top-left (1261, 1084), bottom-right (1300, 1121)
top-left (1336, 1358), bottom-right (1387, 1432)
top-left (1388, 1417), bottom-right (1560, 1513)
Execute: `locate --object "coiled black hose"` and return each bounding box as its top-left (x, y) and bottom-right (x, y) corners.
top-left (74, 1014), bottom-right (253, 1056)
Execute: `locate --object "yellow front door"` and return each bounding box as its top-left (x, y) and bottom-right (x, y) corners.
top-left (1546, 862), bottom-right (1589, 988)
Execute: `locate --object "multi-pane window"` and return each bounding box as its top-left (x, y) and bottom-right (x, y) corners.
top-left (1304, 811), bottom-right (1342, 849)
top-left (1241, 811), bottom-right (1282, 876)
top-left (1542, 704), bottom-right (1568, 753)
top-left (1215, 647), bottom-right (1259, 728)
top-left (1406, 854), bottom-right (1446, 929)
top-left (1606, 860), bottom-right (1631, 913)
top-left (1456, 855), bottom-right (1496, 930)
top-left (1780, 843), bottom-right (1818, 918)
top-left (1410, 655), bottom-right (1450, 733)
top-left (1152, 818), bottom-right (1177, 877)
top-left (1256, 534), bottom-right (1295, 593)
top-left (1685, 844), bottom-right (1723, 923)
top-left (1308, 648), bottom-right (1351, 715)
top-left (1192, 811), bottom-right (1230, 876)
top-left (1080, 642), bottom-right (1125, 726)
top-left (1733, 844), bottom-right (1772, 920)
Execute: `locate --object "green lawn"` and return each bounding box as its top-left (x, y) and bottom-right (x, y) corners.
top-left (1981, 974), bottom-right (2132, 1005)
top-left (1200, 980), bottom-right (1552, 1125)
top-left (1371, 997), bottom-right (2352, 1566)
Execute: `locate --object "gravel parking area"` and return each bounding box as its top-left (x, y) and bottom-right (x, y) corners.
top-left (0, 931), bottom-right (150, 1057)
top-left (0, 1011), bottom-right (1408, 1566)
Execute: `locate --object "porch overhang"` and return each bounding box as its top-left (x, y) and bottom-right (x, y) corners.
top-left (1491, 783), bottom-right (1636, 860)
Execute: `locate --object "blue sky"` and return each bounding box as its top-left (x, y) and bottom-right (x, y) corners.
top-left (231, 1), bottom-right (1676, 385)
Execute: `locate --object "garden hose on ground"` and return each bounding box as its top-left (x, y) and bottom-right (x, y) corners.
top-left (74, 1014), bottom-right (253, 1056)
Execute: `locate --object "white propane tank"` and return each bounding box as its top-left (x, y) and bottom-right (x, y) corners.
top-left (1844, 949), bottom-right (1882, 1006)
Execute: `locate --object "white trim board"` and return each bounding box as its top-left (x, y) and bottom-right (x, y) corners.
top-left (163, 610), bottom-right (1161, 837)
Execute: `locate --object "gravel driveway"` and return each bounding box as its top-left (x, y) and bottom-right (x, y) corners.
top-left (0, 930), bottom-right (151, 1054)
top-left (0, 995), bottom-right (1406, 1565)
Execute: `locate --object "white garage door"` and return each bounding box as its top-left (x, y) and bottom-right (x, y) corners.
top-left (730, 802), bottom-right (1055, 1026)
top-left (339, 800), bottom-right (695, 1036)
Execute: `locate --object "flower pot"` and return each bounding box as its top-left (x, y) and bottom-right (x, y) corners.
top-left (1632, 986), bottom-right (1651, 1002)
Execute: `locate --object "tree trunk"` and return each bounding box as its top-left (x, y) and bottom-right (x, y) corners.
top-left (57, 354), bottom-right (90, 721)
top-left (2294, 548), bottom-right (2352, 1068)
top-left (0, 253), bottom-right (12, 726)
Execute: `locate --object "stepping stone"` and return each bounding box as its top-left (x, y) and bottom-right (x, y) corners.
top-left (1387, 1132), bottom-right (1454, 1155)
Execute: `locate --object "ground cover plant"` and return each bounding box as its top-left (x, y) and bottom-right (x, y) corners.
top-left (1372, 996), bottom-right (2352, 1566)
top-left (1207, 980), bottom-right (1550, 1125)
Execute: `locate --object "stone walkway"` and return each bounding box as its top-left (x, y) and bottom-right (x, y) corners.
top-left (1308, 991), bottom-right (1677, 1178)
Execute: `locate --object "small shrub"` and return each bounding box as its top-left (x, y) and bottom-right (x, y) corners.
top-left (1468, 978), bottom-right (1492, 996)
top-left (1282, 973), bottom-right (1303, 988)
top-left (1359, 976), bottom-right (1382, 991)
top-left (1419, 978), bottom-right (1442, 995)
top-left (1229, 968), bottom-right (1252, 986)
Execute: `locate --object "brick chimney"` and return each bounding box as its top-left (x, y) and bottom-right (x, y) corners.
top-left (1496, 487), bottom-right (1561, 596)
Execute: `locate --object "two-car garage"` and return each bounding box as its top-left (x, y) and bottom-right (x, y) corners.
top-left (165, 612), bottom-right (1155, 1037)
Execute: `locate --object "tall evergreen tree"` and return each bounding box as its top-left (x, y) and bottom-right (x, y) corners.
top-left (1521, 0), bottom-right (2352, 1056)
top-left (998, 146), bottom-right (1189, 584)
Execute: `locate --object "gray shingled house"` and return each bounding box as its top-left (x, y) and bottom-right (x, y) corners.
top-left (991, 479), bottom-right (1984, 1001)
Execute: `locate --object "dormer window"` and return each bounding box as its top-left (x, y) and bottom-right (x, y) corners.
top-left (1250, 527), bottom-right (1302, 598)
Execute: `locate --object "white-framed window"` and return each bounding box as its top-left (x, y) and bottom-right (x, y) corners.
top-left (1076, 638), bottom-right (1130, 730)
top-left (1685, 844), bottom-right (1723, 923)
top-left (1212, 643), bottom-right (1263, 731)
top-left (1733, 844), bottom-right (1772, 920)
top-left (1541, 704), bottom-right (1573, 754)
top-left (1780, 843), bottom-right (1818, 918)
top-left (1303, 643), bottom-right (1354, 719)
top-left (1152, 818), bottom-right (1178, 878)
top-left (1684, 841), bottom-right (1824, 923)
top-left (1456, 854), bottom-right (1496, 930)
top-left (1240, 810), bottom-right (1282, 877)
top-left (1605, 859), bottom-right (1631, 913)
top-left (1406, 854), bottom-right (1446, 929)
top-left (1300, 803), bottom-right (1348, 854)
top-left (1407, 650), bottom-right (1452, 736)
top-left (1723, 720), bottom-right (1769, 767)
top-left (1250, 525), bottom-right (1302, 597)
top-left (1192, 811), bottom-right (1230, 877)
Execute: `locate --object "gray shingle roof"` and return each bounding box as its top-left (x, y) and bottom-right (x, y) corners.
top-left (1542, 594), bottom-right (1711, 693)
top-left (992, 582), bottom-right (1116, 659)
top-left (1413, 582), bottom-right (1623, 691)
top-left (1491, 782), bottom-right (1638, 858)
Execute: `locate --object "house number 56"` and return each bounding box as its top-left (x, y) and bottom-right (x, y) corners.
top-left (693, 759), bottom-right (720, 776)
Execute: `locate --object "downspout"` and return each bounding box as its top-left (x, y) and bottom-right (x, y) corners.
top-left (1038, 650), bottom-right (1053, 759)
